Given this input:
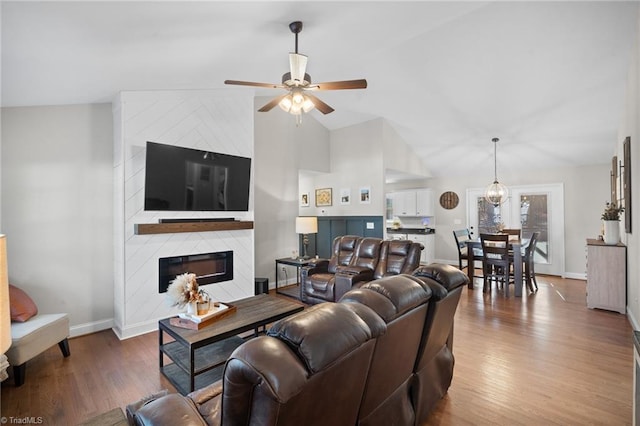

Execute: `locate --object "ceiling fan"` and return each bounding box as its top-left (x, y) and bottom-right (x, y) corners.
top-left (224, 21), bottom-right (367, 121)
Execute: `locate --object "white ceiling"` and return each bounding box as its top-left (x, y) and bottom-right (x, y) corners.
top-left (2, 1), bottom-right (638, 178)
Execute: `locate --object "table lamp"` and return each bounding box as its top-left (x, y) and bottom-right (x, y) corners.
top-left (0, 235), bottom-right (11, 381)
top-left (295, 217), bottom-right (318, 259)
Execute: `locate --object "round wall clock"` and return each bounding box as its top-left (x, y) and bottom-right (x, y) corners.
top-left (439, 191), bottom-right (459, 210)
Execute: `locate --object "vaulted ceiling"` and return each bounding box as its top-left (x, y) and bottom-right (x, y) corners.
top-left (2, 1), bottom-right (638, 178)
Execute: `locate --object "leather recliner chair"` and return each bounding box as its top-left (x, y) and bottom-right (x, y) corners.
top-left (339, 274), bottom-right (433, 426)
top-left (373, 240), bottom-right (423, 279)
top-left (299, 235), bottom-right (360, 304)
top-left (300, 235), bottom-right (382, 304)
top-left (411, 263), bottom-right (469, 424)
top-left (330, 237), bottom-right (384, 300)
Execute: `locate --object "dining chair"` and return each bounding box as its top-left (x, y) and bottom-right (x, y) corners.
top-left (452, 229), bottom-right (483, 279)
top-left (480, 233), bottom-right (513, 294)
top-left (502, 228), bottom-right (521, 240)
top-left (522, 231), bottom-right (540, 293)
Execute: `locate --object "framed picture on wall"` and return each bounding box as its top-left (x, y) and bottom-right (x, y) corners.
top-left (359, 187), bottom-right (371, 204)
top-left (315, 188), bottom-right (332, 207)
top-left (300, 192), bottom-right (310, 207)
top-left (624, 136), bottom-right (632, 233)
top-left (611, 156), bottom-right (617, 204)
top-left (340, 188), bottom-right (351, 205)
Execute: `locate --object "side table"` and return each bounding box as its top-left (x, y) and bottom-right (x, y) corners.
top-left (275, 257), bottom-right (314, 299)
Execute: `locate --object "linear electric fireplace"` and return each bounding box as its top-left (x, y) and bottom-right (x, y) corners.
top-left (159, 250), bottom-right (234, 293)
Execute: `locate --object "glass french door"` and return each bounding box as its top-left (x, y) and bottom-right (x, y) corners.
top-left (467, 184), bottom-right (565, 276)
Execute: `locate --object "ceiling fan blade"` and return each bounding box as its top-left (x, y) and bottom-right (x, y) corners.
top-left (305, 94), bottom-right (334, 114)
top-left (289, 53), bottom-right (308, 85)
top-left (258, 94), bottom-right (289, 112)
top-left (311, 79), bottom-right (368, 91)
top-left (224, 80), bottom-right (284, 89)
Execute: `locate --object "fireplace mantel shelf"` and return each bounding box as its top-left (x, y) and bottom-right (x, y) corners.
top-left (134, 221), bottom-right (254, 235)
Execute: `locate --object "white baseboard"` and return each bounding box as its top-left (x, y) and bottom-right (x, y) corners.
top-left (564, 271), bottom-right (587, 280)
top-left (69, 318), bottom-right (114, 338)
top-left (628, 309), bottom-right (639, 331)
top-left (112, 318), bottom-right (159, 340)
top-left (69, 317), bottom-right (166, 340)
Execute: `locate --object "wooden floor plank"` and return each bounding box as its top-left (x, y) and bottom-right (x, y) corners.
top-left (0, 275), bottom-right (633, 425)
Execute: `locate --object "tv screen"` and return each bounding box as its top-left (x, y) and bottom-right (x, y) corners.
top-left (144, 141), bottom-right (251, 212)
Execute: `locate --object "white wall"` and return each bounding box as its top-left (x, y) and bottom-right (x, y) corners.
top-left (298, 118), bottom-right (389, 217)
top-left (329, 119), bottom-right (384, 215)
top-left (1, 104), bottom-right (114, 336)
top-left (618, 9), bottom-right (640, 329)
top-left (428, 163), bottom-right (609, 277)
top-left (253, 97), bottom-right (330, 286)
top-left (113, 90), bottom-right (255, 339)
top-left (382, 120), bottom-right (431, 179)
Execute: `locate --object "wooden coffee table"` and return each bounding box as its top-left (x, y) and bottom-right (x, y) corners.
top-left (159, 293), bottom-right (304, 395)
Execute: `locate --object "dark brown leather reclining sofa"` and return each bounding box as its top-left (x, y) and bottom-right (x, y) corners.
top-left (300, 235), bottom-right (423, 305)
top-left (127, 264), bottom-right (468, 426)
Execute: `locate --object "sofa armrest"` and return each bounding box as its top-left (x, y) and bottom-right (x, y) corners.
top-left (188, 381), bottom-right (223, 426)
top-left (336, 265), bottom-right (373, 275)
top-left (126, 389), bottom-right (170, 425)
top-left (301, 260), bottom-right (329, 276)
top-left (334, 270), bottom-right (374, 301)
top-left (188, 380), bottom-right (223, 405)
top-left (128, 393), bottom-right (208, 426)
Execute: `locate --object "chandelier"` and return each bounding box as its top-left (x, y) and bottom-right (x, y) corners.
top-left (484, 137), bottom-right (509, 206)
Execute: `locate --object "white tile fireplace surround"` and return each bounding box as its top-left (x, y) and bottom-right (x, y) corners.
top-left (113, 89), bottom-right (255, 339)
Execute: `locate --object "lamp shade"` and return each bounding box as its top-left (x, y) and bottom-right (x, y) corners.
top-left (1, 235), bottom-right (11, 353)
top-left (296, 217), bottom-right (318, 234)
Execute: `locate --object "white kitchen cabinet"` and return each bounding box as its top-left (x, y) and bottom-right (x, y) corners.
top-left (415, 189), bottom-right (434, 216)
top-left (389, 189), bottom-right (434, 217)
top-left (390, 191), bottom-right (416, 217)
top-left (409, 234), bottom-right (435, 265)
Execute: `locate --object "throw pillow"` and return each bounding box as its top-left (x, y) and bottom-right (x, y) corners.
top-left (9, 284), bottom-right (38, 322)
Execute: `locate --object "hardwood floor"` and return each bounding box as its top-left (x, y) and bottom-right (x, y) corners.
top-left (429, 275), bottom-right (633, 425)
top-left (0, 276), bottom-right (633, 425)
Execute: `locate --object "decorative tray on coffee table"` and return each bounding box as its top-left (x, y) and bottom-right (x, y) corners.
top-left (169, 303), bottom-right (237, 330)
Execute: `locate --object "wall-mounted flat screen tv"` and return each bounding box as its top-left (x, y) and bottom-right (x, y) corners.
top-left (144, 141), bottom-right (251, 212)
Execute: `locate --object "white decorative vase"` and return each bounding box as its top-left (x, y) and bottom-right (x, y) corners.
top-left (603, 220), bottom-right (620, 245)
top-left (185, 301), bottom-right (197, 316)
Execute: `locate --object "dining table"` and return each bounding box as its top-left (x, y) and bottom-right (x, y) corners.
top-left (465, 238), bottom-right (524, 297)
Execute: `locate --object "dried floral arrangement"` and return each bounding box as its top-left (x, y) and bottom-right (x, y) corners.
top-left (166, 272), bottom-right (209, 307)
top-left (601, 202), bottom-right (624, 221)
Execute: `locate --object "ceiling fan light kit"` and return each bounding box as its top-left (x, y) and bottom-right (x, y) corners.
top-left (225, 20), bottom-right (367, 124)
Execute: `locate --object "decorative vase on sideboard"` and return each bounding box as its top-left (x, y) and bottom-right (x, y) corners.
top-left (603, 220), bottom-right (620, 245)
